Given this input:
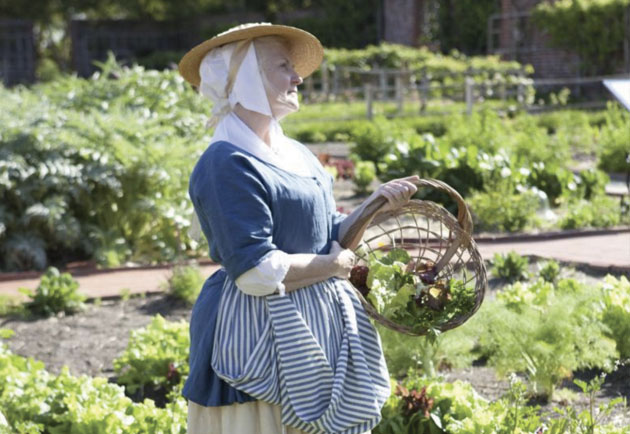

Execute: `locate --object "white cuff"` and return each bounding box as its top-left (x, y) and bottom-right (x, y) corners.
top-left (235, 250), bottom-right (290, 296)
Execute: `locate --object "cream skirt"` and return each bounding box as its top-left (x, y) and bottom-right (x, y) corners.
top-left (187, 401), bottom-right (372, 434)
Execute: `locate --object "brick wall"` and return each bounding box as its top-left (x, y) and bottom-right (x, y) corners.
top-left (383, 0), bottom-right (420, 46)
top-left (497, 0), bottom-right (581, 78)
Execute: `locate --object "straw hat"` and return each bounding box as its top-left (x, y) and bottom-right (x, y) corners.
top-left (179, 22), bottom-right (324, 87)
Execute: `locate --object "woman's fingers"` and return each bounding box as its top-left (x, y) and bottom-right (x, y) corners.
top-left (330, 241), bottom-right (355, 278)
top-left (377, 178), bottom-right (418, 211)
top-left (402, 175), bottom-right (421, 184)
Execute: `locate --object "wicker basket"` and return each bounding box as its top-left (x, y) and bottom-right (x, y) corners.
top-left (341, 178), bottom-right (487, 336)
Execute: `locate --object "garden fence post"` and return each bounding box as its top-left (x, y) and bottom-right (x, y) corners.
top-left (304, 75), bottom-right (314, 102)
top-left (465, 76), bottom-right (474, 115)
top-left (419, 71), bottom-right (429, 113)
top-left (332, 66), bottom-right (339, 98)
top-left (321, 61), bottom-right (330, 101)
top-left (379, 69), bottom-right (387, 100)
top-left (365, 83), bottom-right (373, 120)
top-left (395, 73), bottom-right (404, 115)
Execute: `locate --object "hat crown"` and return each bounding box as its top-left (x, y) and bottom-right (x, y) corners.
top-left (179, 23), bottom-right (323, 87)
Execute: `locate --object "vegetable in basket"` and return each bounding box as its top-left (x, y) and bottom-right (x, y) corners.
top-left (349, 248), bottom-right (476, 334)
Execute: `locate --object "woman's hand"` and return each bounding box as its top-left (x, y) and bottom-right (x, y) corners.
top-left (368, 175), bottom-right (419, 213)
top-left (328, 241), bottom-right (356, 278)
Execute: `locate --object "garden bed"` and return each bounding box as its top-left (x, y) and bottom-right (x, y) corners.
top-left (2, 262), bottom-right (628, 429)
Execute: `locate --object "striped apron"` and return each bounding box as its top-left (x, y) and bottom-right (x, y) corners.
top-left (211, 277), bottom-right (391, 434)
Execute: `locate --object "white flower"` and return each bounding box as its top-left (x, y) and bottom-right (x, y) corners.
top-left (500, 167), bottom-right (512, 178)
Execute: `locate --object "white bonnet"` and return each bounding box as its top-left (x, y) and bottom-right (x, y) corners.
top-left (198, 40), bottom-right (272, 127)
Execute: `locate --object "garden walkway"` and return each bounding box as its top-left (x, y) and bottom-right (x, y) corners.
top-left (0, 230), bottom-right (627, 301)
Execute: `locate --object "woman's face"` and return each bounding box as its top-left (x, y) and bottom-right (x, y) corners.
top-left (255, 38), bottom-right (303, 119)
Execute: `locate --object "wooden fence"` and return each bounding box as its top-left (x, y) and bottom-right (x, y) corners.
top-left (300, 65), bottom-right (626, 119)
top-left (301, 64), bottom-right (533, 118)
top-left (0, 19), bottom-right (35, 87)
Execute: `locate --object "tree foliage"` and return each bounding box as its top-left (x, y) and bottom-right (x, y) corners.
top-left (435, 0), bottom-right (501, 55)
top-left (532, 0), bottom-right (630, 75)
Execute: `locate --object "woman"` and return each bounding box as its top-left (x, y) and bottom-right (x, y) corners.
top-left (178, 23), bottom-right (419, 434)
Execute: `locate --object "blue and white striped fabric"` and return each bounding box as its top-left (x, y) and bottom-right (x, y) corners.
top-left (211, 276), bottom-right (391, 434)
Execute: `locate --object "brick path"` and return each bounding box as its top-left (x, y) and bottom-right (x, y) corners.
top-left (0, 231), bottom-right (627, 301)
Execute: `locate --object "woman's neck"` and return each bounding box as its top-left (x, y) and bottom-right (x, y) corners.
top-left (233, 104), bottom-right (272, 146)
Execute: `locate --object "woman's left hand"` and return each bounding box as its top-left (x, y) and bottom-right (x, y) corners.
top-left (368, 175), bottom-right (420, 213)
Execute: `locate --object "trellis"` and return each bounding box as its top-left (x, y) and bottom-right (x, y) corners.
top-left (0, 19), bottom-right (35, 87)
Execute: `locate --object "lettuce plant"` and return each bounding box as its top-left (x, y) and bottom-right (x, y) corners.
top-left (113, 315), bottom-right (189, 397)
top-left (20, 267), bottom-right (85, 317)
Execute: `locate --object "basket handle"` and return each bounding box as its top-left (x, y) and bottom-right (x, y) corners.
top-left (340, 178), bottom-right (473, 272)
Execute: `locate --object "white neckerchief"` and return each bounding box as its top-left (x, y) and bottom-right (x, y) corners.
top-left (211, 112), bottom-right (312, 177)
top-left (188, 114), bottom-right (313, 242)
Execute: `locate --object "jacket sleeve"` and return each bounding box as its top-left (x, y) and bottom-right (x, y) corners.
top-left (189, 145), bottom-right (280, 283)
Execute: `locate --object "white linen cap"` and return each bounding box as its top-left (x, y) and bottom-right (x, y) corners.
top-left (198, 40), bottom-right (272, 127)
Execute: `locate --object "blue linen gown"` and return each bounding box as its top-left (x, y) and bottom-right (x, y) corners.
top-left (183, 140), bottom-right (390, 434)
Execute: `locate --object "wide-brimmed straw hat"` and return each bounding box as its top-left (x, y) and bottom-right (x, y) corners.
top-left (179, 22), bottom-right (323, 87)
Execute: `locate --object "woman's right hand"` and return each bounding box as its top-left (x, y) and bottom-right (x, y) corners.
top-left (329, 241), bottom-right (355, 279)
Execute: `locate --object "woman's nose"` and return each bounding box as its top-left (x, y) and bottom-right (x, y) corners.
top-left (291, 73), bottom-right (303, 86)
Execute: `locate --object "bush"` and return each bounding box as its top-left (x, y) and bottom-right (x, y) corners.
top-left (482, 279), bottom-right (618, 399)
top-left (559, 196), bottom-right (621, 229)
top-left (533, 0), bottom-right (630, 75)
top-left (491, 251), bottom-right (530, 283)
top-left (538, 260), bottom-right (560, 283)
top-left (599, 275), bottom-right (630, 359)
top-left (598, 103), bottom-right (630, 173)
top-left (164, 264), bottom-right (204, 304)
top-left (573, 168), bottom-right (610, 201)
top-left (113, 315), bottom-right (189, 398)
top-left (469, 186), bottom-right (539, 232)
top-left (350, 117), bottom-right (413, 169)
top-left (353, 161), bottom-right (376, 194)
top-left (20, 267), bottom-right (85, 317)
top-left (0, 54), bottom-right (208, 272)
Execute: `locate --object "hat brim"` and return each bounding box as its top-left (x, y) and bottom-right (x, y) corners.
top-left (179, 23), bottom-right (323, 87)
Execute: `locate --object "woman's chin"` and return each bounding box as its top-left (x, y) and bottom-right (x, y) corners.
top-left (273, 103), bottom-right (300, 120)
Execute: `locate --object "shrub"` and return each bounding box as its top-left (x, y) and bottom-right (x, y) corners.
top-left (20, 267), bottom-right (85, 317)
top-left (573, 168), bottom-right (609, 201)
top-left (533, 0), bottom-right (630, 75)
top-left (164, 264), bottom-right (204, 304)
top-left (113, 315), bottom-right (189, 397)
top-left (353, 161), bottom-right (376, 194)
top-left (491, 251), bottom-right (530, 283)
top-left (599, 275), bottom-right (630, 359)
top-left (538, 260), bottom-right (560, 283)
top-left (482, 280), bottom-right (618, 399)
top-left (469, 185), bottom-right (539, 232)
top-left (0, 54), bottom-right (208, 272)
top-left (350, 117), bottom-right (413, 169)
top-left (598, 103), bottom-right (630, 173)
top-left (559, 196), bottom-right (621, 229)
